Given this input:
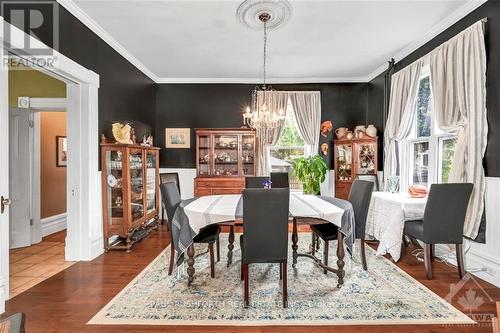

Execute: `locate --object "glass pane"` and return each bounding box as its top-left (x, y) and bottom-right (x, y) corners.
top-left (214, 134), bottom-right (238, 176)
top-left (242, 134), bottom-right (255, 176)
top-left (130, 152), bottom-right (144, 220)
top-left (336, 144), bottom-right (352, 181)
top-left (357, 144), bottom-right (376, 175)
top-left (416, 76), bottom-right (432, 138)
top-left (198, 135), bottom-right (210, 176)
top-left (105, 150), bottom-right (124, 221)
top-left (412, 141), bottom-right (429, 186)
top-left (146, 153), bottom-right (156, 214)
top-left (440, 137), bottom-right (458, 183)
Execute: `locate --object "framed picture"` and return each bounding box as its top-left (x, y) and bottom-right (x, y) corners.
top-left (56, 136), bottom-right (67, 167)
top-left (165, 128), bottom-right (190, 148)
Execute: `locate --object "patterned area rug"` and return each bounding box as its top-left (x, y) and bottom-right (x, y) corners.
top-left (88, 234), bottom-right (473, 326)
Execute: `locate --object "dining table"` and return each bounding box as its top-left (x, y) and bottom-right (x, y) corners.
top-left (365, 191), bottom-right (427, 261)
top-left (170, 193), bottom-right (356, 288)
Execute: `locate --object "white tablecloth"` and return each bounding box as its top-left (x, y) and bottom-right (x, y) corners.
top-left (365, 192), bottom-right (427, 261)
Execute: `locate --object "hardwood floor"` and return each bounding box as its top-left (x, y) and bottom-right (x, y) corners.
top-left (2, 224), bottom-right (499, 333)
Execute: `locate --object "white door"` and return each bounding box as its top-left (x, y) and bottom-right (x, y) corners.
top-left (0, 22), bottom-right (10, 311)
top-left (9, 108), bottom-right (33, 249)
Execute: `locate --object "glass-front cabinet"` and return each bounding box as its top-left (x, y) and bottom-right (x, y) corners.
top-left (334, 136), bottom-right (378, 199)
top-left (101, 142), bottom-right (160, 252)
top-left (195, 128), bottom-right (256, 197)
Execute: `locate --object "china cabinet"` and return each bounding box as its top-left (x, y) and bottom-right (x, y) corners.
top-left (100, 138), bottom-right (160, 252)
top-left (334, 136), bottom-right (378, 199)
top-left (195, 128), bottom-right (256, 196)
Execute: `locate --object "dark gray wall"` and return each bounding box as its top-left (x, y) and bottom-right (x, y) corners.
top-left (369, 0), bottom-right (499, 177)
top-left (1, 0), bottom-right (156, 141)
top-left (156, 83), bottom-right (374, 169)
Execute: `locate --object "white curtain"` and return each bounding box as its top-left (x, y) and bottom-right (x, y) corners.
top-left (383, 60), bottom-right (423, 189)
top-left (255, 91), bottom-right (289, 176)
top-left (429, 21), bottom-right (487, 239)
top-left (290, 91), bottom-right (321, 157)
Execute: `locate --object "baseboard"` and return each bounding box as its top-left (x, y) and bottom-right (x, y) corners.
top-left (41, 213), bottom-right (67, 237)
top-left (88, 236), bottom-right (104, 261)
top-left (435, 244), bottom-right (500, 287)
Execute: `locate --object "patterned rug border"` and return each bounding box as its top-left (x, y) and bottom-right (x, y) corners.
top-left (88, 235), bottom-right (474, 326)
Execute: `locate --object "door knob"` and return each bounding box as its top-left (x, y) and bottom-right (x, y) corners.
top-left (1, 196), bottom-right (11, 214)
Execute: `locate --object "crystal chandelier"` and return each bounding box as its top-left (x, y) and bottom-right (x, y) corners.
top-left (242, 12), bottom-right (285, 130)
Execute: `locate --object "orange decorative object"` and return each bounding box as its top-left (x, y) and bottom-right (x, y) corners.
top-left (408, 185), bottom-right (428, 198)
top-left (320, 120), bottom-right (333, 137)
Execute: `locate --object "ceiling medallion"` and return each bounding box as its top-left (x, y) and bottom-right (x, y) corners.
top-left (237, 0), bottom-right (293, 31)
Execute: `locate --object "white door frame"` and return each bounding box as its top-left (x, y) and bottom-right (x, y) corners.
top-left (0, 18), bottom-right (103, 312)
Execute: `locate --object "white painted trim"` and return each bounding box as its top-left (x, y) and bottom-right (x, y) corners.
top-left (56, 0), bottom-right (158, 82)
top-left (156, 76), bottom-right (370, 84)
top-left (41, 213), bottom-right (67, 237)
top-left (29, 98), bottom-right (67, 111)
top-left (366, 0), bottom-right (487, 81)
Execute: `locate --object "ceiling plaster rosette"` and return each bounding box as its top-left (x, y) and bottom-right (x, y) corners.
top-left (237, 0), bottom-right (293, 30)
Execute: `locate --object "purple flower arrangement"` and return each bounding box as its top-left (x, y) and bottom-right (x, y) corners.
top-left (262, 178), bottom-right (272, 189)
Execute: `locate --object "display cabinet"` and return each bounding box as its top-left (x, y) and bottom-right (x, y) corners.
top-left (334, 136), bottom-right (378, 199)
top-left (101, 140), bottom-right (160, 252)
top-left (195, 128), bottom-right (255, 196)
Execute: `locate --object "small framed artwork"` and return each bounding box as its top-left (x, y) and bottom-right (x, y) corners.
top-left (165, 128), bottom-right (190, 148)
top-left (56, 136), bottom-right (67, 167)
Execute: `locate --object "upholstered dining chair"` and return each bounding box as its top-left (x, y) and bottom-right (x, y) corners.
top-left (403, 183), bottom-right (473, 279)
top-left (355, 174), bottom-right (379, 192)
top-left (270, 172), bottom-right (290, 188)
top-left (240, 188), bottom-right (290, 308)
top-left (159, 172), bottom-right (180, 226)
top-left (310, 180), bottom-right (374, 271)
top-left (245, 176), bottom-right (267, 188)
top-left (160, 182), bottom-right (221, 277)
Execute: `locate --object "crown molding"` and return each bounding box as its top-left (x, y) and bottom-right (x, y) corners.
top-left (57, 0), bottom-right (159, 82)
top-left (155, 76), bottom-right (370, 84)
top-left (365, 0), bottom-right (487, 82)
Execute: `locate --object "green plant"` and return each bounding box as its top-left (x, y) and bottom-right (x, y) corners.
top-left (293, 155), bottom-right (328, 194)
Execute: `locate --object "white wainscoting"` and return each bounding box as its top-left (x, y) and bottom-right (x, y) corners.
top-left (434, 177), bottom-right (500, 287)
top-left (41, 213), bottom-right (67, 237)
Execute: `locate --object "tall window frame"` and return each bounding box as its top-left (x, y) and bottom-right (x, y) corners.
top-left (400, 66), bottom-right (458, 190)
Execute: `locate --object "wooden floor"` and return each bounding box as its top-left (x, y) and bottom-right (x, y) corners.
top-left (2, 224), bottom-right (499, 333)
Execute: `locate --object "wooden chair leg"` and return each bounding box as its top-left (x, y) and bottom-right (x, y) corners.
top-left (430, 244), bottom-right (435, 259)
top-left (243, 263), bottom-right (249, 308)
top-left (282, 261), bottom-right (288, 308)
top-left (216, 236), bottom-right (220, 262)
top-left (240, 262), bottom-right (243, 281)
top-left (279, 262), bottom-right (283, 280)
top-left (316, 234), bottom-right (320, 250)
top-left (360, 240), bottom-right (368, 271)
top-left (168, 240), bottom-right (175, 276)
top-left (402, 234), bottom-right (409, 246)
top-left (323, 240), bottom-right (329, 274)
top-left (311, 232), bottom-right (316, 256)
top-left (209, 243), bottom-right (215, 278)
top-left (424, 243), bottom-right (433, 279)
top-left (456, 244), bottom-right (466, 279)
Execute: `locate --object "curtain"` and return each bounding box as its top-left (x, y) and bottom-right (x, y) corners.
top-left (383, 60), bottom-right (423, 189)
top-left (429, 21), bottom-right (487, 239)
top-left (290, 91), bottom-right (321, 157)
top-left (255, 91), bottom-right (289, 176)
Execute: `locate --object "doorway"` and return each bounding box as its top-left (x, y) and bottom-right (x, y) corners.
top-left (1, 17), bottom-right (102, 312)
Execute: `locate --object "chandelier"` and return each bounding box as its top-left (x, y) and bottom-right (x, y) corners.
top-left (242, 12), bottom-right (285, 130)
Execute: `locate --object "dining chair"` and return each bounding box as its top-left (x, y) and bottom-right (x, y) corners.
top-left (403, 183), bottom-right (473, 279)
top-left (160, 182), bottom-right (221, 277)
top-left (355, 174), bottom-right (379, 191)
top-left (310, 180), bottom-right (374, 271)
top-left (159, 172), bottom-right (181, 226)
top-left (245, 176), bottom-right (268, 188)
top-left (270, 172), bottom-right (290, 188)
top-left (240, 188), bottom-right (290, 308)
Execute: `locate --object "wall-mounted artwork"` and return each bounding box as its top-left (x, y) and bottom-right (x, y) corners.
top-left (56, 135), bottom-right (67, 167)
top-left (165, 128), bottom-right (190, 148)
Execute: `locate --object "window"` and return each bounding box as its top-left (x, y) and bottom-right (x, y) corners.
top-left (403, 69), bottom-right (457, 189)
top-left (269, 99), bottom-right (304, 190)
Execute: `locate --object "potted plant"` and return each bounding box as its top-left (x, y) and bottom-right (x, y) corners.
top-left (293, 155), bottom-right (328, 194)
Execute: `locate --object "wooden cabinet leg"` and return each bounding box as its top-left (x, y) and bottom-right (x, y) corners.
top-left (187, 244), bottom-right (195, 286)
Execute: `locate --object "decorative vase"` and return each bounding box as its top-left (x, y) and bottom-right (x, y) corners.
top-left (366, 124), bottom-right (377, 137)
top-left (387, 176), bottom-right (400, 193)
top-left (355, 125), bottom-right (366, 133)
top-left (335, 127), bottom-right (348, 139)
top-left (346, 131), bottom-right (354, 140)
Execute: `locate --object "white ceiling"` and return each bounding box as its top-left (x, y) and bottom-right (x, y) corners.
top-left (66, 0), bottom-right (484, 83)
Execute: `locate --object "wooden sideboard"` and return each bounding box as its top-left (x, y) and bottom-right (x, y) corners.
top-left (194, 128), bottom-right (255, 197)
